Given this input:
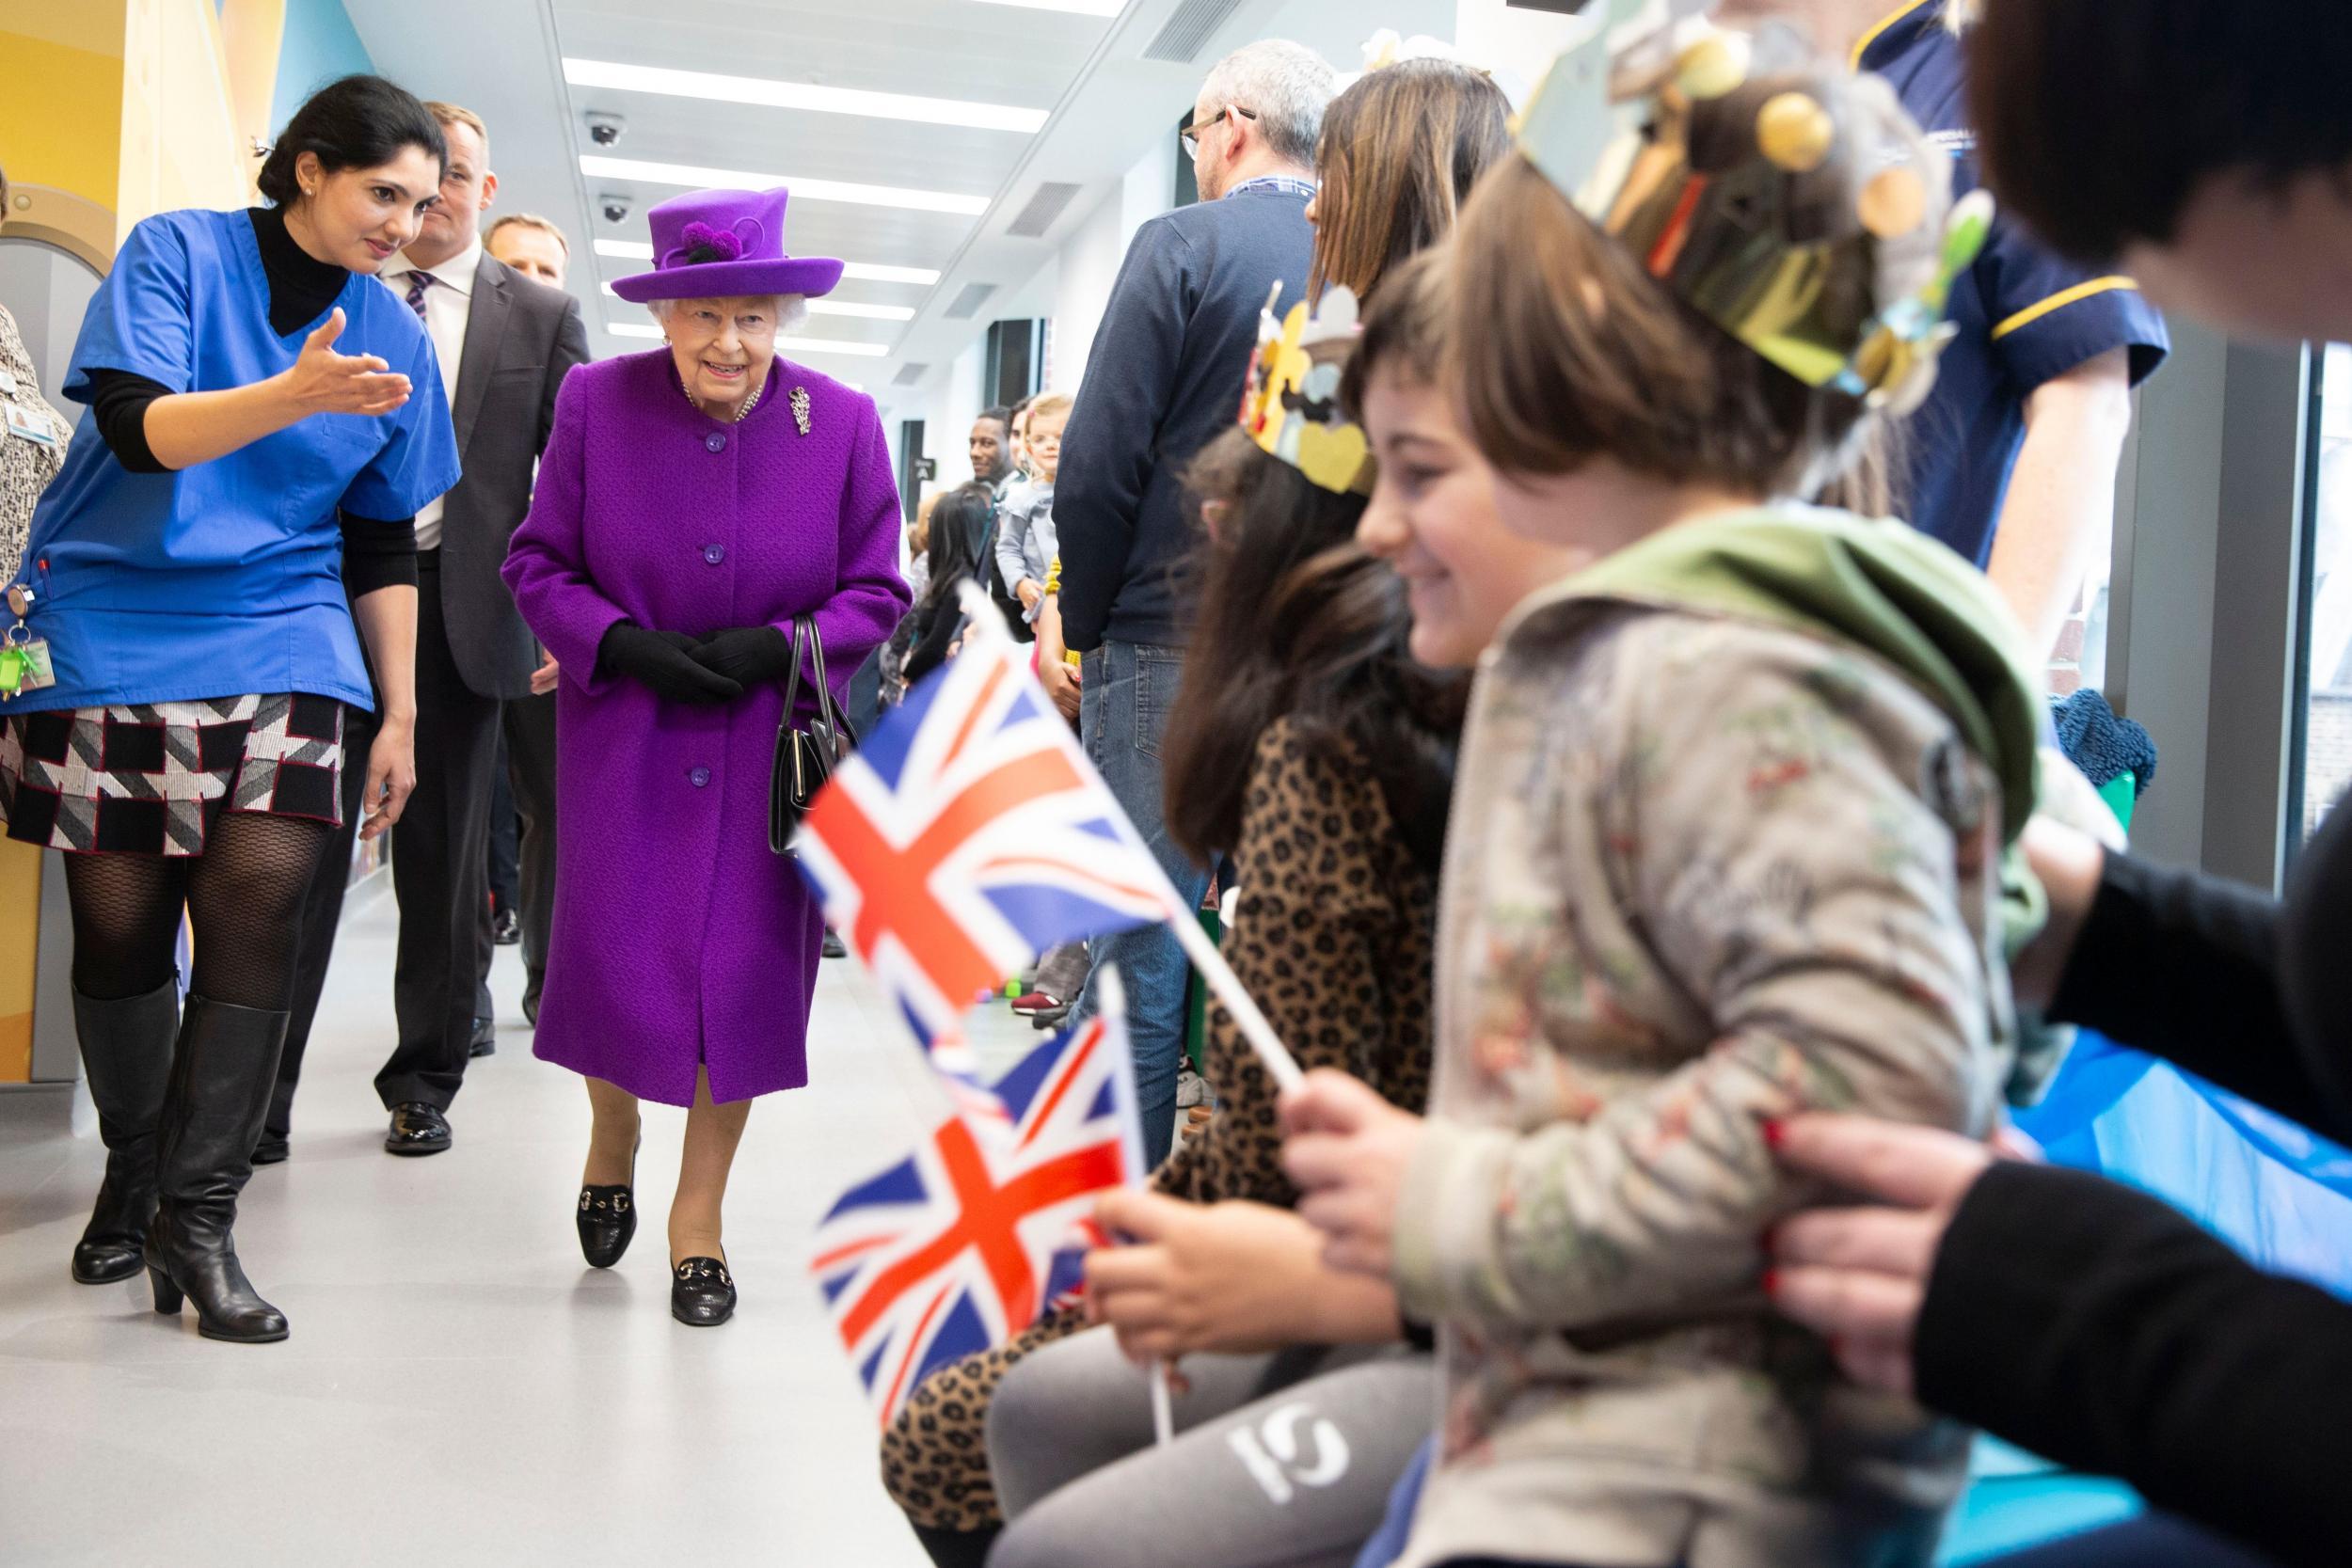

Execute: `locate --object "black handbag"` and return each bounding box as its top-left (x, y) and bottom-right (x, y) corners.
top-left (770, 617), bottom-right (855, 855)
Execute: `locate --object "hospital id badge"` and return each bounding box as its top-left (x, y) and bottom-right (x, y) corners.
top-left (4, 400), bottom-right (58, 447)
top-left (0, 636), bottom-right (54, 699)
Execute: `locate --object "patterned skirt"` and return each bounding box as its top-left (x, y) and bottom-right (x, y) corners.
top-left (0, 693), bottom-right (347, 856)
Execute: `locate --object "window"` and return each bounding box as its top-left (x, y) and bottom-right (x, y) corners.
top-left (2297, 344), bottom-right (2352, 839)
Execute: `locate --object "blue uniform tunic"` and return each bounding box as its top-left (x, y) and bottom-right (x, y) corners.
top-left (8, 207), bottom-right (460, 713)
top-left (1860, 0), bottom-right (2170, 567)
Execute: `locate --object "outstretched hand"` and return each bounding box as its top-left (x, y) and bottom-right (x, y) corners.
top-left (1279, 1069), bottom-right (1425, 1279)
top-left (287, 308), bottom-right (412, 417)
top-left (1763, 1114), bottom-right (2032, 1396)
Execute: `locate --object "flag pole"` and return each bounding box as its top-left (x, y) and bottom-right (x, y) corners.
top-left (952, 579), bottom-right (1306, 1094)
top-left (1151, 1362), bottom-right (1176, 1447)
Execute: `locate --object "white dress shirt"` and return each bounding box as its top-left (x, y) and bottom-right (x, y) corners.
top-left (376, 237), bottom-right (480, 550)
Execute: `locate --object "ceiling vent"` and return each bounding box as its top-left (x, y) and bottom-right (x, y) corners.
top-left (892, 362), bottom-right (930, 388)
top-left (944, 282), bottom-right (999, 321)
top-left (1007, 182), bottom-right (1084, 241)
top-left (1141, 0), bottom-right (1247, 63)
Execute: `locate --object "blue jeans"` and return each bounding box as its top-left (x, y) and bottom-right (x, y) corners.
top-left (1074, 639), bottom-right (1210, 1165)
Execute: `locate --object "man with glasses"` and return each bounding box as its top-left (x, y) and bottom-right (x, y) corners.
top-left (1054, 39), bottom-right (1336, 1164)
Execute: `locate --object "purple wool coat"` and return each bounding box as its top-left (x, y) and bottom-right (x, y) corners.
top-left (502, 350), bottom-right (909, 1105)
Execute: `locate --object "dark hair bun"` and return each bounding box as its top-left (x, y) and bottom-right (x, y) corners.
top-left (258, 74), bottom-right (446, 207)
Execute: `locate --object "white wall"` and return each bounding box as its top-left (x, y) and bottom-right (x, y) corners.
top-left (1452, 0), bottom-right (1584, 62)
top-left (1050, 136), bottom-right (1177, 397)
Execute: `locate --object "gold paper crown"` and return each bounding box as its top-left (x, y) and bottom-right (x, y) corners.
top-left (1237, 283), bottom-right (1375, 495)
top-left (1515, 0), bottom-right (1992, 414)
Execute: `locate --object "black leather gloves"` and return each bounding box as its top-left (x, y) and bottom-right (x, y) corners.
top-left (596, 624), bottom-right (742, 705)
top-left (691, 626), bottom-right (795, 687)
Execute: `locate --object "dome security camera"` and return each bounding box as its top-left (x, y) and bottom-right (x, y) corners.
top-left (599, 194), bottom-right (632, 225)
top-left (587, 112), bottom-right (627, 148)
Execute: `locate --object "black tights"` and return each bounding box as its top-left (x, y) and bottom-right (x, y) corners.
top-left (64, 813), bottom-right (333, 1010)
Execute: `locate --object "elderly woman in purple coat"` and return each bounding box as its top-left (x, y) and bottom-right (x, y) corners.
top-left (502, 187), bottom-right (908, 1327)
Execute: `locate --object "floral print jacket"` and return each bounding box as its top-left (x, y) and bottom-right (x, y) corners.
top-left (1391, 583), bottom-right (2023, 1568)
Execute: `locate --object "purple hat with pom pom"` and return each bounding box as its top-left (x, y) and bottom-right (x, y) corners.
top-left (609, 186), bottom-right (844, 303)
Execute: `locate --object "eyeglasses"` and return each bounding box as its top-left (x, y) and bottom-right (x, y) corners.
top-left (1182, 104), bottom-right (1258, 156)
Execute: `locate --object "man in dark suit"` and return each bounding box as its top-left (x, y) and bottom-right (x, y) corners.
top-left (258, 103), bottom-right (588, 1164)
top-left (1056, 40), bottom-right (1333, 1164)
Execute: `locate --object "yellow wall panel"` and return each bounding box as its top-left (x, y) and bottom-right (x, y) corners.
top-left (0, 841), bottom-right (39, 1082)
top-left (0, 29), bottom-right (127, 211)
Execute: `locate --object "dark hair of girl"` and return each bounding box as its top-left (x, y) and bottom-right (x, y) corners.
top-left (257, 75), bottom-right (448, 209)
top-left (1161, 424), bottom-right (1466, 878)
top-left (922, 483), bottom-right (994, 610)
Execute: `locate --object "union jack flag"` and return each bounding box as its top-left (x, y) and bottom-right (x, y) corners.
top-left (811, 988), bottom-right (1145, 1426)
top-left (794, 629), bottom-right (1184, 1091)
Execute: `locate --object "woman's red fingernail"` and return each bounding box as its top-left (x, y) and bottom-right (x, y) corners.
top-left (1761, 1119), bottom-right (1788, 1149)
top-left (1761, 1268), bottom-right (1781, 1296)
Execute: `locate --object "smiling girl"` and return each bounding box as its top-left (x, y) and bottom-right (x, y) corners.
top-left (0, 74), bottom-right (461, 1343)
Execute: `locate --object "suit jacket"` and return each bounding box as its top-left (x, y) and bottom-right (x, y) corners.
top-left (438, 252), bottom-right (591, 699)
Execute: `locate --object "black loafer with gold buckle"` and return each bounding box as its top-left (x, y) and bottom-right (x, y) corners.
top-left (671, 1257), bottom-right (737, 1326)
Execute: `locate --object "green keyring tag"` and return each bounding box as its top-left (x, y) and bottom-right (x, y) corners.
top-left (0, 645), bottom-right (25, 696)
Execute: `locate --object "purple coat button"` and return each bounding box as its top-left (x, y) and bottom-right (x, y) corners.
top-left (703, 544), bottom-right (725, 565)
top-left (690, 767), bottom-right (712, 788)
top-left (705, 431), bottom-right (727, 452)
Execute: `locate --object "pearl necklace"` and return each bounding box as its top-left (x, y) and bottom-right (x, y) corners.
top-left (683, 369), bottom-right (764, 424)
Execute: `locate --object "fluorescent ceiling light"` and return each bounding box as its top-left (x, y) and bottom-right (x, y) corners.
top-left (604, 321), bottom-right (891, 357)
top-left (564, 57), bottom-right (1048, 135)
top-left (594, 239), bottom-right (940, 288)
top-left (581, 155), bottom-right (987, 216)
top-left (809, 300), bottom-right (916, 321)
top-left (967, 0), bottom-right (1124, 13)
top-left (843, 261), bottom-right (944, 286)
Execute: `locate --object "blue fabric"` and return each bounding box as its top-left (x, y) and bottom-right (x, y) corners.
top-left (1071, 639), bottom-right (1210, 1164)
top-left (2014, 1032), bottom-right (2352, 1297)
top-left (11, 208), bottom-right (459, 713)
top-left (1353, 1433), bottom-right (1437, 1568)
top-left (1861, 3), bottom-right (2169, 568)
top-left (2051, 690), bottom-right (2157, 796)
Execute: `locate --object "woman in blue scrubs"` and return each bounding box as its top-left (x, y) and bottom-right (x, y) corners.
top-left (0, 75), bottom-right (461, 1342)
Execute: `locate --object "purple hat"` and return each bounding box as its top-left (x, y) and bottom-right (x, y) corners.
top-left (610, 187), bottom-right (845, 303)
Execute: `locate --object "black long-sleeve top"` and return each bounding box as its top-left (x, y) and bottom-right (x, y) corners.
top-left (1912, 809), bottom-right (2352, 1566)
top-left (84, 206), bottom-right (418, 595)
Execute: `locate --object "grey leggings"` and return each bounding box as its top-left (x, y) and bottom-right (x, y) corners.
top-left (986, 1327), bottom-right (1434, 1568)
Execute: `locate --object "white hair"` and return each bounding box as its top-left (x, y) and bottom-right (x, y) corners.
top-left (647, 293), bottom-right (811, 332)
top-left (1199, 39), bottom-right (1339, 168)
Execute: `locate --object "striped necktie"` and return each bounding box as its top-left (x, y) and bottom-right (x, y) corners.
top-left (404, 269), bottom-right (433, 321)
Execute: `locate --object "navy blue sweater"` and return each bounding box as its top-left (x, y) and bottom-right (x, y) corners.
top-left (1056, 184), bottom-right (1313, 651)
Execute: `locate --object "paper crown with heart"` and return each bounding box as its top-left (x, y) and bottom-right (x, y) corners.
top-left (1238, 282), bottom-right (1375, 496)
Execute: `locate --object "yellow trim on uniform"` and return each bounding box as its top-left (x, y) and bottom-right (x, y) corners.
top-left (1990, 277), bottom-right (2142, 341)
top-left (1850, 0), bottom-right (1938, 69)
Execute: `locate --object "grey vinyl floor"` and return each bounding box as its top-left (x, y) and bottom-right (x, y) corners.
top-left (0, 884), bottom-right (1049, 1566)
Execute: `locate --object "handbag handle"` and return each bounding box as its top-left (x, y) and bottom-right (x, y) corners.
top-left (780, 616), bottom-right (843, 732)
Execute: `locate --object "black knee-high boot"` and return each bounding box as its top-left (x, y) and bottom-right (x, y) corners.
top-left (145, 995), bottom-right (292, 1342)
top-left (71, 977), bottom-right (181, 1285)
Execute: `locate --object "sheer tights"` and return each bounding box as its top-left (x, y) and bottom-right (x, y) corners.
top-left (64, 813), bottom-right (334, 1009)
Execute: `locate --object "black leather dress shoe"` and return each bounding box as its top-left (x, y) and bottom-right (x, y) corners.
top-left (821, 927), bottom-right (848, 959)
top-left (468, 1017), bottom-right (496, 1058)
top-left (671, 1257), bottom-right (737, 1326)
top-left (577, 1134), bottom-right (641, 1270)
top-left (250, 1132), bottom-right (290, 1166)
top-left (492, 909), bottom-right (521, 946)
top-left (385, 1102), bottom-right (453, 1156)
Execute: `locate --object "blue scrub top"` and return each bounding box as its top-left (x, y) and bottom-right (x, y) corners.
top-left (1861, 0), bottom-right (2169, 567)
top-left (8, 207), bottom-right (460, 714)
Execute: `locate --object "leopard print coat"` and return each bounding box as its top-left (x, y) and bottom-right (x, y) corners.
top-left (881, 717), bottom-right (1440, 1530)
top-left (0, 306), bottom-right (68, 587)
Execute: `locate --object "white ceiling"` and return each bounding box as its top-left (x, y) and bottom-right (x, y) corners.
top-left (348, 0), bottom-right (1448, 409)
